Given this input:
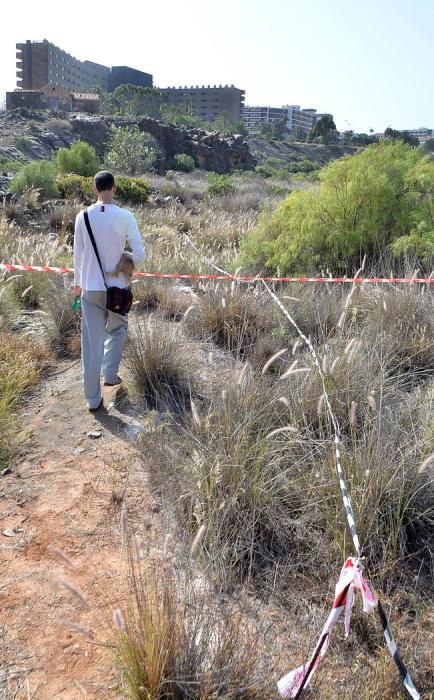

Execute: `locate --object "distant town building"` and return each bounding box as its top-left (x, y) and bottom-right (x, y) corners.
top-left (371, 128), bottom-right (433, 144)
top-left (242, 106), bottom-right (288, 136)
top-left (159, 85), bottom-right (245, 124)
top-left (15, 40), bottom-right (152, 92)
top-left (242, 104), bottom-right (333, 139)
top-left (405, 127), bottom-right (433, 143)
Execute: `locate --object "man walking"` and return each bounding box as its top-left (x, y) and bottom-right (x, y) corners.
top-left (73, 171), bottom-right (145, 411)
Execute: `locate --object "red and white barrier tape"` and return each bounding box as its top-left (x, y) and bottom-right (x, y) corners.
top-left (278, 558), bottom-right (420, 700)
top-left (0, 262), bottom-right (433, 284)
top-left (278, 558), bottom-right (377, 699)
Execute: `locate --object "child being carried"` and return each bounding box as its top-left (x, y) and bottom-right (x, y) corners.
top-left (113, 251), bottom-right (135, 283)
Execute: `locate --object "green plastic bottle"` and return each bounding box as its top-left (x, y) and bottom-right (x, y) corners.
top-left (72, 296), bottom-right (82, 312)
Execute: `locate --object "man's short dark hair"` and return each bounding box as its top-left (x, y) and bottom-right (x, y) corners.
top-left (94, 171), bottom-right (115, 192)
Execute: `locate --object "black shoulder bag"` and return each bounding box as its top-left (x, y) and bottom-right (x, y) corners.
top-left (83, 210), bottom-right (133, 316)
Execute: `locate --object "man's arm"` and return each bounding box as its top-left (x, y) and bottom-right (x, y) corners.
top-left (126, 213), bottom-right (146, 268)
top-left (73, 213), bottom-right (84, 296)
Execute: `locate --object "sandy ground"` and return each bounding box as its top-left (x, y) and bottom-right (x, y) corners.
top-left (0, 361), bottom-right (160, 699)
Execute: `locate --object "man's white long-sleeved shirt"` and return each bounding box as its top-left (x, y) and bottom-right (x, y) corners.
top-left (73, 202), bottom-right (146, 291)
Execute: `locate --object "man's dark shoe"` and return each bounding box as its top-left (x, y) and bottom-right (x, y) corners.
top-left (104, 376), bottom-right (122, 387)
top-left (88, 398), bottom-right (104, 413)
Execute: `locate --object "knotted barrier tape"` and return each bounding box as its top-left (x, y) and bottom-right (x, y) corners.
top-left (277, 557), bottom-right (377, 698)
top-left (277, 559), bottom-right (420, 700)
top-left (0, 262), bottom-right (433, 284)
top-left (182, 238), bottom-right (421, 700)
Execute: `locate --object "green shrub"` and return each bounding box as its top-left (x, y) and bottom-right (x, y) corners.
top-left (0, 159), bottom-right (23, 173)
top-left (14, 135), bottom-right (33, 152)
top-left (56, 174), bottom-right (149, 204)
top-left (9, 161), bottom-right (58, 198)
top-left (291, 170), bottom-right (320, 182)
top-left (266, 157), bottom-right (286, 168)
top-left (53, 141), bottom-right (100, 177)
top-left (57, 174), bottom-right (93, 201)
top-left (255, 164), bottom-right (276, 178)
top-left (275, 169), bottom-right (291, 181)
top-left (239, 141), bottom-right (434, 273)
top-left (206, 172), bottom-right (236, 196)
top-left (115, 177), bottom-right (149, 203)
top-left (270, 183), bottom-right (291, 196)
top-left (288, 158), bottom-right (316, 173)
top-left (46, 119), bottom-right (72, 135)
top-left (173, 153), bottom-right (195, 172)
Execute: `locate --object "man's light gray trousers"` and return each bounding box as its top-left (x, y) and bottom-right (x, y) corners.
top-left (81, 290), bottom-right (127, 409)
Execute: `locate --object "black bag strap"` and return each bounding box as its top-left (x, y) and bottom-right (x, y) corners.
top-left (83, 210), bottom-right (107, 289)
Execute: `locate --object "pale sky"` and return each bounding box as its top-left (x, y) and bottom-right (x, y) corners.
top-left (1, 0), bottom-right (433, 133)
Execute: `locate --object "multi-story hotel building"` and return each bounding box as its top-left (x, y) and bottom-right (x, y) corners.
top-left (159, 85), bottom-right (245, 124)
top-left (243, 104), bottom-right (333, 139)
top-left (15, 40), bottom-right (152, 92)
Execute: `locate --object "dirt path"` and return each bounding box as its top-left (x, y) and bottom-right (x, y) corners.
top-left (0, 362), bottom-right (159, 699)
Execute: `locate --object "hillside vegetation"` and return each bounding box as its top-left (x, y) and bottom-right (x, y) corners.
top-left (0, 129), bottom-right (433, 698)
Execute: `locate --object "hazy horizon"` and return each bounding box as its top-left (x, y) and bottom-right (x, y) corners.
top-left (1, 0), bottom-right (433, 133)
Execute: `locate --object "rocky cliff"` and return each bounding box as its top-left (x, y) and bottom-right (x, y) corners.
top-left (0, 109), bottom-right (256, 174)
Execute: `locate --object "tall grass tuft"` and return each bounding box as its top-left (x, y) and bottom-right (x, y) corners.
top-left (0, 333), bottom-right (52, 466)
top-left (159, 377), bottom-right (334, 587)
top-left (185, 285), bottom-right (279, 361)
top-left (125, 317), bottom-right (199, 412)
top-left (114, 536), bottom-right (278, 699)
top-left (42, 278), bottom-right (81, 357)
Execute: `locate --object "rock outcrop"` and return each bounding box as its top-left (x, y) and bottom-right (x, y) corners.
top-left (69, 115), bottom-right (257, 173)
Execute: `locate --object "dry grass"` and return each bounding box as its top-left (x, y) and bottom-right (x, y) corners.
top-left (47, 203), bottom-right (82, 243)
top-left (155, 376), bottom-right (335, 588)
top-left (185, 285), bottom-right (280, 361)
top-left (151, 280), bottom-right (434, 593)
top-left (125, 317), bottom-right (199, 412)
top-left (132, 280), bottom-right (194, 321)
top-left (0, 333), bottom-right (52, 466)
top-left (113, 537), bottom-right (278, 699)
top-left (42, 277), bottom-right (81, 357)
top-left (3, 201), bottom-right (25, 225)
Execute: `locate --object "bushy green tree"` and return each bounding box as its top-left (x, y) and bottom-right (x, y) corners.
top-left (160, 101), bottom-right (206, 129)
top-left (105, 126), bottom-right (157, 175)
top-left (259, 118), bottom-right (287, 141)
top-left (238, 141), bottom-right (434, 273)
top-left (54, 141), bottom-right (100, 177)
top-left (311, 115), bottom-right (337, 144)
top-left (288, 159), bottom-right (316, 173)
top-left (384, 127), bottom-right (419, 147)
top-left (57, 174), bottom-right (149, 203)
top-left (209, 113), bottom-right (248, 136)
top-left (57, 174), bottom-right (93, 201)
top-left (98, 84), bottom-right (163, 117)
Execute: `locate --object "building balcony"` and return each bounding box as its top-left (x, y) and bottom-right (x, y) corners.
top-left (16, 61), bottom-right (23, 69)
top-left (17, 80), bottom-right (23, 87)
top-left (16, 70), bottom-right (23, 77)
